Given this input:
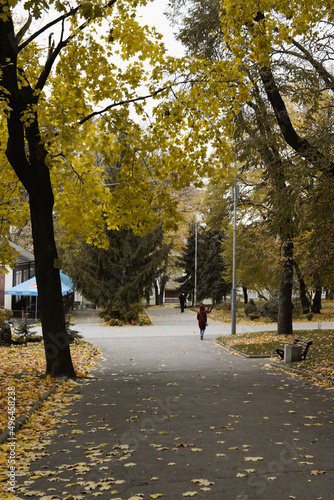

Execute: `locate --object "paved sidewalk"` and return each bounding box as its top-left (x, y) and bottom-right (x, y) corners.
top-left (16, 308), bottom-right (333, 499)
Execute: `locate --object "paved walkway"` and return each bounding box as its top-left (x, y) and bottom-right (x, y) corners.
top-left (16, 308), bottom-right (333, 499)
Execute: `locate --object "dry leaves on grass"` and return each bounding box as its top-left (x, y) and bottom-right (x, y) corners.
top-left (0, 341), bottom-right (98, 434)
top-left (0, 339), bottom-right (99, 496)
top-left (0, 380), bottom-right (83, 493)
top-left (218, 329), bottom-right (334, 381)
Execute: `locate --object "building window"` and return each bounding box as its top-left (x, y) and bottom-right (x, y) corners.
top-left (30, 264), bottom-right (35, 278)
top-left (16, 270), bottom-right (22, 285)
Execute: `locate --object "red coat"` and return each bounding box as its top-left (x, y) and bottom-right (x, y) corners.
top-left (197, 306), bottom-right (207, 330)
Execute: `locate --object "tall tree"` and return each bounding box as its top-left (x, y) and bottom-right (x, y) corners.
top-left (198, 229), bottom-right (231, 304)
top-left (62, 224), bottom-right (168, 322)
top-left (0, 0), bottom-right (169, 376)
top-left (175, 222), bottom-right (206, 304)
top-left (160, 0), bottom-right (334, 332)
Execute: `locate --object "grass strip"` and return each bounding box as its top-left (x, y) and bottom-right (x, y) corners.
top-left (217, 329), bottom-right (334, 381)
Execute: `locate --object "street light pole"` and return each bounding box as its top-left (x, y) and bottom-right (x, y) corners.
top-left (231, 174), bottom-right (238, 335)
top-left (194, 218), bottom-right (198, 306)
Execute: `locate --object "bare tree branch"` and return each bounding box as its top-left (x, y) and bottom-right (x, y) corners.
top-left (18, 10), bottom-right (77, 52)
top-left (79, 87), bottom-right (170, 125)
top-left (259, 63), bottom-right (334, 176)
top-left (18, 0), bottom-right (118, 52)
top-left (290, 37), bottom-right (334, 92)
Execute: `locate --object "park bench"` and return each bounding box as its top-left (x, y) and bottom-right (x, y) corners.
top-left (276, 338), bottom-right (312, 360)
top-left (206, 305), bottom-right (214, 313)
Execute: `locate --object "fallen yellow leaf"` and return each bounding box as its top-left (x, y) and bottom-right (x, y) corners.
top-left (191, 479), bottom-right (214, 486)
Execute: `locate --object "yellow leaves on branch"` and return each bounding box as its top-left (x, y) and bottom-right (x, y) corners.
top-left (2, 0), bottom-right (181, 252)
top-left (221, 0), bottom-right (331, 65)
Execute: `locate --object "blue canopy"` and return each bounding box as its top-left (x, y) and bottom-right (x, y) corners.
top-left (5, 272), bottom-right (73, 296)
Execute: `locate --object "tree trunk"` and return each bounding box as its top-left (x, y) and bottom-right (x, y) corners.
top-left (293, 261), bottom-right (310, 313)
top-left (154, 282), bottom-right (160, 305)
top-left (29, 196), bottom-right (76, 377)
top-left (259, 64), bottom-right (334, 176)
top-left (158, 286), bottom-right (164, 306)
top-left (277, 240), bottom-right (294, 335)
top-left (242, 287), bottom-right (248, 304)
top-left (4, 89), bottom-right (76, 377)
top-left (312, 286), bottom-right (322, 313)
top-left (159, 274), bottom-right (168, 306)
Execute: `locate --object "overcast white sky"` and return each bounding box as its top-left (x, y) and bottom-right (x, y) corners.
top-left (30, 0), bottom-right (184, 57)
top-left (136, 0), bottom-right (185, 56)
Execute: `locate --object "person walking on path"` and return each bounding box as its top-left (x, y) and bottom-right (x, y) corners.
top-left (179, 293), bottom-right (186, 313)
top-left (197, 304), bottom-right (207, 340)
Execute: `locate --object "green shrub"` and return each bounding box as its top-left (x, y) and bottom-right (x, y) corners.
top-left (106, 318), bottom-right (123, 327)
top-left (137, 313), bottom-right (152, 326)
top-left (100, 300), bottom-right (151, 326)
top-left (100, 299), bottom-right (145, 324)
top-left (258, 299), bottom-right (279, 321)
top-left (12, 334), bottom-right (43, 345)
top-left (0, 309), bottom-right (13, 328)
top-left (244, 299), bottom-right (258, 319)
top-left (13, 313), bottom-right (37, 345)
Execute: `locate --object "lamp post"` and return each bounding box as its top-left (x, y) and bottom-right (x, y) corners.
top-left (194, 217), bottom-right (198, 306)
top-left (231, 174), bottom-right (238, 335)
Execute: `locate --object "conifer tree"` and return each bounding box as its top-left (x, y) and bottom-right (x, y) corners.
top-left (63, 225), bottom-right (168, 322)
top-left (176, 224), bottom-right (230, 305)
top-left (175, 223), bottom-right (206, 304)
top-left (198, 230), bottom-right (231, 304)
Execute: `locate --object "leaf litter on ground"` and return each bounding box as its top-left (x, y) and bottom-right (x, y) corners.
top-left (217, 329), bottom-right (334, 382)
top-left (0, 340), bottom-right (99, 495)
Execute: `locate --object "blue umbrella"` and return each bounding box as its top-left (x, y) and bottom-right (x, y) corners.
top-left (5, 273), bottom-right (73, 296)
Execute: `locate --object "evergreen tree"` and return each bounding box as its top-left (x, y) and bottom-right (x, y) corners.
top-left (175, 223), bottom-right (206, 304)
top-left (176, 224), bottom-right (230, 304)
top-left (13, 314), bottom-right (36, 345)
top-left (63, 225), bottom-right (169, 323)
top-left (198, 230), bottom-right (231, 304)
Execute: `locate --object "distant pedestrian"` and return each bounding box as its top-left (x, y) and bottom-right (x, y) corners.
top-left (179, 293), bottom-right (186, 313)
top-left (197, 304), bottom-right (207, 340)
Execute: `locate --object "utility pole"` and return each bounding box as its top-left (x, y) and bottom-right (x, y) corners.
top-left (194, 218), bottom-right (198, 306)
top-left (231, 174), bottom-right (238, 335)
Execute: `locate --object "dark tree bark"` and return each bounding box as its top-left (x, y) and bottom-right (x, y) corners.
top-left (259, 64), bottom-right (334, 176)
top-left (277, 240), bottom-right (294, 335)
top-left (242, 286), bottom-right (248, 304)
top-left (154, 282), bottom-right (160, 305)
top-left (29, 196), bottom-right (76, 377)
top-left (312, 286), bottom-right (322, 313)
top-left (1, 4), bottom-right (75, 377)
top-left (159, 274), bottom-right (168, 306)
top-left (293, 261), bottom-right (310, 314)
top-left (242, 88), bottom-right (295, 336)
